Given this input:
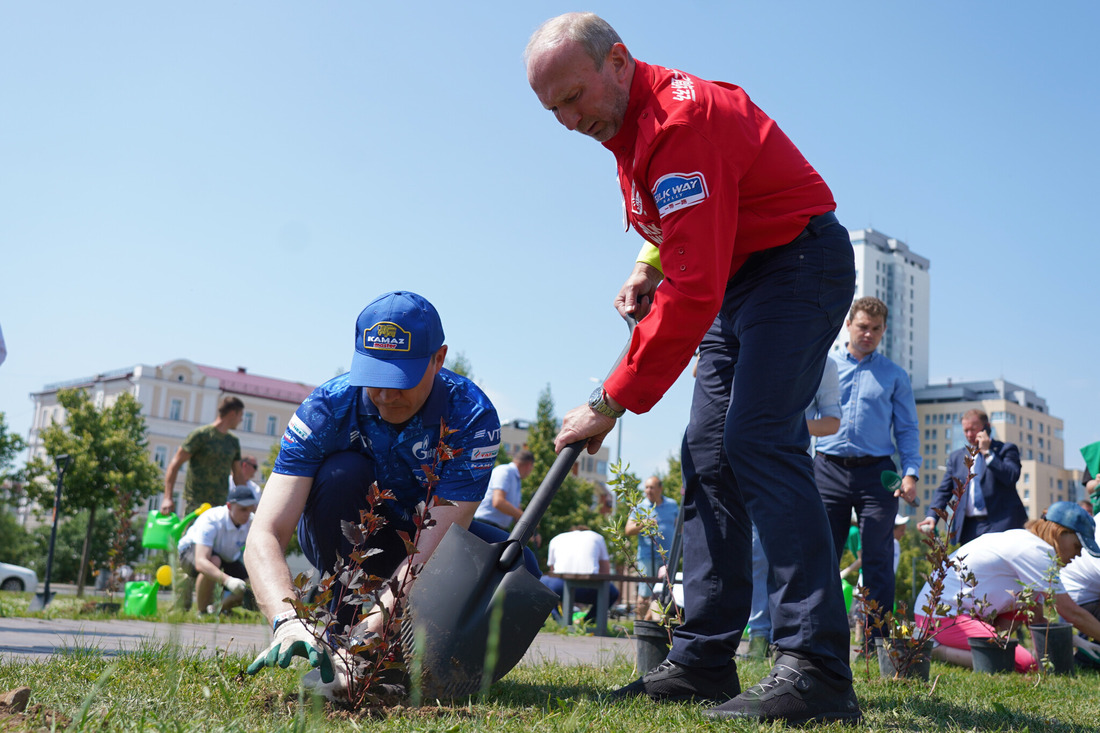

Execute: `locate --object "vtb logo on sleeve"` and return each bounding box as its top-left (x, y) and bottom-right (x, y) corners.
top-left (363, 321), bottom-right (411, 352)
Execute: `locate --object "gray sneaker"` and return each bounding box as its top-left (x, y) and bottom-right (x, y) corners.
top-left (609, 659), bottom-right (740, 703)
top-left (704, 653), bottom-right (861, 725)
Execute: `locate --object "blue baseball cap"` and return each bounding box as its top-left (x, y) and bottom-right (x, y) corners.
top-left (1044, 501), bottom-right (1100, 557)
top-left (349, 291), bottom-right (444, 389)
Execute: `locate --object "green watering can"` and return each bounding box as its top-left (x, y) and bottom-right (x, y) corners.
top-left (142, 503), bottom-right (212, 550)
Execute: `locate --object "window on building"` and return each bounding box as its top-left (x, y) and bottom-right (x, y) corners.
top-left (266, 415), bottom-right (277, 436)
top-left (1028, 418), bottom-right (1033, 430)
top-left (1027, 434), bottom-right (1033, 445)
top-left (169, 399), bottom-right (182, 421)
top-left (1024, 489), bottom-right (1030, 499)
top-left (1058, 480), bottom-right (1064, 491)
top-left (1024, 473), bottom-right (1030, 484)
top-left (243, 411), bottom-right (254, 432)
top-left (154, 445), bottom-right (168, 470)
top-left (1027, 449), bottom-right (1033, 460)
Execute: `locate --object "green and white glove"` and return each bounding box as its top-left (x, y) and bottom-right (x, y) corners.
top-left (224, 576), bottom-right (247, 599)
top-left (247, 617), bottom-right (334, 683)
top-left (1074, 635), bottom-right (1100, 665)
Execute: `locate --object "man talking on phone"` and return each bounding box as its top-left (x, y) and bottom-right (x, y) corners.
top-left (918, 409), bottom-right (1025, 544)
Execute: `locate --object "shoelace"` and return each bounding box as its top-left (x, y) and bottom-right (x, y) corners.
top-left (744, 663), bottom-right (806, 697)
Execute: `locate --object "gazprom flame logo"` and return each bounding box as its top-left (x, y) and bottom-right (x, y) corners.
top-left (363, 321), bottom-right (411, 352)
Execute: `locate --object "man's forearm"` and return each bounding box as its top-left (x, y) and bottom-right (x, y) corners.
top-left (244, 535), bottom-right (296, 621)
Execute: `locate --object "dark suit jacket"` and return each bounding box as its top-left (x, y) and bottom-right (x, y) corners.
top-left (926, 439), bottom-right (1026, 540)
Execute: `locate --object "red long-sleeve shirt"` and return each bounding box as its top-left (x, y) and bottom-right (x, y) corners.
top-left (601, 60), bottom-right (836, 413)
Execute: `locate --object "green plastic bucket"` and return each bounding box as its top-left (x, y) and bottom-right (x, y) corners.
top-left (124, 581), bottom-right (159, 617)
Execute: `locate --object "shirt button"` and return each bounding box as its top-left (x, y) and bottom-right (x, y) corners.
top-left (678, 248), bottom-right (684, 254)
top-left (680, 265), bottom-right (686, 271)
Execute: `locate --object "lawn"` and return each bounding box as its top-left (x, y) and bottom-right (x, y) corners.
top-left (3, 638), bottom-right (1100, 732)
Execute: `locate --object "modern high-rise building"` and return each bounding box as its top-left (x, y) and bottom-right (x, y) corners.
top-left (832, 228), bottom-right (931, 388)
top-left (912, 378), bottom-right (1077, 520)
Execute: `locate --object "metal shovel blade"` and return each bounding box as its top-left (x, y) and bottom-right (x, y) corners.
top-left (28, 591), bottom-right (54, 612)
top-left (402, 523), bottom-right (559, 699)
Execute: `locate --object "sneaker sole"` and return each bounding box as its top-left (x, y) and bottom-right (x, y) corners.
top-left (704, 709), bottom-right (863, 726)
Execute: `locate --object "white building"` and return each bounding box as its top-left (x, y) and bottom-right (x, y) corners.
top-left (25, 360), bottom-right (314, 520)
top-left (832, 228), bottom-right (931, 388)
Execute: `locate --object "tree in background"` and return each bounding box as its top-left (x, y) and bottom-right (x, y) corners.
top-left (0, 410), bottom-right (26, 505)
top-left (23, 389), bottom-right (161, 595)
top-left (521, 384), bottom-right (600, 567)
top-left (444, 351), bottom-right (473, 378)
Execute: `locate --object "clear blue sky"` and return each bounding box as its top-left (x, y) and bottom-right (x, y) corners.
top-left (2, 2), bottom-right (1098, 480)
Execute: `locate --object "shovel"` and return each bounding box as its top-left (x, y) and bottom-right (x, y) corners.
top-left (403, 316), bottom-right (637, 699)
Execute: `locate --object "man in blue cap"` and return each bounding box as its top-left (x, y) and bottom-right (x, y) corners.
top-left (244, 291), bottom-right (530, 695)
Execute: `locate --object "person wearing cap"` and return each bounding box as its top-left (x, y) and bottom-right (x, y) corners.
top-left (913, 501), bottom-right (1100, 672)
top-left (176, 484), bottom-right (259, 613)
top-left (243, 291), bottom-right (531, 696)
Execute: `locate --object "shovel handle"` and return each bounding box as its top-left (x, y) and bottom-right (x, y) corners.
top-left (504, 315), bottom-right (638, 558)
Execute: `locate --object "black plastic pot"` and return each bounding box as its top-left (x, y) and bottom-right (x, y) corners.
top-left (968, 637), bottom-right (1017, 674)
top-left (1029, 622), bottom-right (1075, 675)
top-left (633, 620), bottom-right (672, 675)
top-left (875, 637), bottom-right (932, 681)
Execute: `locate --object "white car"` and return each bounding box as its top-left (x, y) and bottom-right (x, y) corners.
top-left (0, 562), bottom-right (37, 593)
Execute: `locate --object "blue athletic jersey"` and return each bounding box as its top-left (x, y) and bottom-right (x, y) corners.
top-left (275, 369), bottom-right (500, 517)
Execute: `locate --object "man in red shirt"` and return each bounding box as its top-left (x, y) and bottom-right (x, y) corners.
top-left (527, 13), bottom-right (859, 725)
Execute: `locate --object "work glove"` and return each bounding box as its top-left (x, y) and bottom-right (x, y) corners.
top-left (1074, 635), bottom-right (1100, 665)
top-left (246, 619), bottom-right (334, 683)
top-left (301, 662), bottom-right (352, 701)
top-left (224, 576), bottom-right (247, 599)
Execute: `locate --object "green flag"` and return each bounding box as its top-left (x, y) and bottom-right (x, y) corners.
top-left (1082, 441), bottom-right (1100, 480)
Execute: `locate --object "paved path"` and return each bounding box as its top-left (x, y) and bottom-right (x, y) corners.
top-left (0, 617), bottom-right (634, 668)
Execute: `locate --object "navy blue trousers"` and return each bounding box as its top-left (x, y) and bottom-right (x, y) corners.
top-left (297, 451), bottom-right (540, 627)
top-left (670, 219), bottom-right (855, 682)
top-left (814, 456), bottom-right (898, 639)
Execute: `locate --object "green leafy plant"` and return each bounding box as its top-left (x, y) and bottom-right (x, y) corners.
top-left (862, 446), bottom-right (974, 678)
top-left (602, 461), bottom-right (681, 630)
top-left (279, 421), bottom-right (458, 707)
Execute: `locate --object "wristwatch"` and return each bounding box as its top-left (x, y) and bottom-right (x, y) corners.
top-left (588, 386), bottom-right (625, 419)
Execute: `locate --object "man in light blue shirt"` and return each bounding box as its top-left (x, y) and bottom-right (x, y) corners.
top-left (626, 475), bottom-right (680, 619)
top-left (815, 297), bottom-right (920, 651)
top-left (475, 450), bottom-right (535, 532)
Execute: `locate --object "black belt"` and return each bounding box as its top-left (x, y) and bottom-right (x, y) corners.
top-left (790, 211), bottom-right (839, 245)
top-left (820, 453), bottom-right (890, 468)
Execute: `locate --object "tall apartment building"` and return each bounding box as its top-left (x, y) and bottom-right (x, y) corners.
top-left (832, 228), bottom-right (931, 388)
top-left (25, 359), bottom-right (314, 520)
top-left (913, 379), bottom-right (1077, 520)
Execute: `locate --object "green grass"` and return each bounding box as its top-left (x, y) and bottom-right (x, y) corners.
top-left (3, 641), bottom-right (1100, 731)
top-left (0, 589), bottom-right (263, 625)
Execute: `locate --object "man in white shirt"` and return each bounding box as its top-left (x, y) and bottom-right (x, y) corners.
top-left (540, 525), bottom-right (619, 623)
top-left (177, 484), bottom-right (258, 613)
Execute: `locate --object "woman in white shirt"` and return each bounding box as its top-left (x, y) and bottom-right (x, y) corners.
top-left (913, 501), bottom-right (1100, 672)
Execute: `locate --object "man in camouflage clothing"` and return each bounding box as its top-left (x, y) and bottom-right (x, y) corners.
top-left (161, 395), bottom-right (246, 514)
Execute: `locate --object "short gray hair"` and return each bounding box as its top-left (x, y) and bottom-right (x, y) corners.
top-left (525, 12), bottom-right (626, 70)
